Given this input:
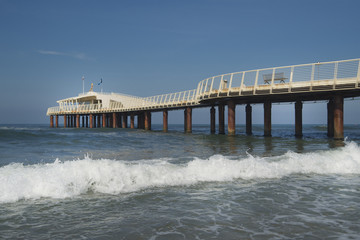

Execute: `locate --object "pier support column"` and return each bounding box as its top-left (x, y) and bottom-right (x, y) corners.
top-left (185, 107), bottom-right (192, 133)
top-left (122, 113), bottom-right (128, 128)
top-left (295, 101), bottom-right (303, 138)
top-left (112, 112), bottom-right (117, 128)
top-left (228, 100), bottom-right (236, 135)
top-left (93, 115), bottom-right (97, 128)
top-left (139, 112), bottom-right (145, 129)
top-left (334, 95), bottom-right (344, 140)
top-left (67, 115), bottom-right (71, 128)
top-left (86, 115), bottom-right (89, 128)
top-left (210, 106), bottom-right (216, 134)
top-left (97, 115), bottom-right (101, 128)
top-left (64, 115), bottom-right (67, 128)
top-left (76, 114), bottom-right (80, 128)
top-left (72, 115), bottom-right (76, 128)
top-left (102, 114), bottom-right (106, 128)
top-left (89, 114), bottom-right (93, 128)
top-left (327, 99), bottom-right (334, 137)
top-left (50, 115), bottom-right (54, 128)
top-left (246, 104), bottom-right (252, 135)
top-left (264, 100), bottom-right (272, 137)
top-left (218, 104), bottom-right (225, 134)
top-left (163, 110), bottom-right (168, 132)
top-left (55, 115), bottom-right (58, 128)
top-left (130, 114), bottom-right (135, 129)
top-left (145, 111), bottom-right (151, 130)
top-left (82, 116), bottom-right (85, 128)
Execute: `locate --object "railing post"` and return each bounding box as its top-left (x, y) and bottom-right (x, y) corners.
top-left (333, 62), bottom-right (338, 89)
top-left (289, 66), bottom-right (294, 92)
top-left (227, 73), bottom-right (233, 96)
top-left (310, 63), bottom-right (315, 91)
top-left (270, 68), bottom-right (275, 94)
top-left (253, 70), bottom-right (259, 95)
top-left (240, 72), bottom-right (245, 96)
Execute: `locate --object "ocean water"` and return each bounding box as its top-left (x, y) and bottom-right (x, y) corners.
top-left (0, 124), bottom-right (360, 239)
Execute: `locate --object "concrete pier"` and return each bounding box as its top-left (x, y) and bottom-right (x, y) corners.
top-left (295, 101), bottom-right (303, 137)
top-left (185, 107), bottom-right (192, 133)
top-left (145, 111), bottom-right (151, 130)
top-left (50, 115), bottom-right (54, 128)
top-left (246, 104), bottom-right (252, 135)
top-left (218, 104), bottom-right (225, 134)
top-left (264, 100), bottom-right (272, 137)
top-left (228, 100), bottom-right (236, 135)
top-left (163, 109), bottom-right (168, 132)
top-left (334, 95), bottom-right (344, 140)
top-left (210, 106), bottom-right (215, 134)
top-left (327, 99), bottom-right (334, 137)
top-left (89, 114), bottom-right (93, 128)
top-left (130, 114), bottom-right (135, 129)
top-left (76, 114), bottom-right (80, 128)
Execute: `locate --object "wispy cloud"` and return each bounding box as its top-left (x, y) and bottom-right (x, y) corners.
top-left (38, 50), bottom-right (94, 60)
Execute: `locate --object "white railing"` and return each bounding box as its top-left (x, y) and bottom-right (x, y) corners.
top-left (47, 58), bottom-right (360, 116)
top-left (197, 58), bottom-right (360, 99)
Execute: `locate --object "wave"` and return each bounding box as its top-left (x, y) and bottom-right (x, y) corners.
top-left (1, 142), bottom-right (360, 203)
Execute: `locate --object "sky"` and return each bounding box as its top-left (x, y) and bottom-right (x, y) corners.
top-left (0, 0), bottom-right (360, 124)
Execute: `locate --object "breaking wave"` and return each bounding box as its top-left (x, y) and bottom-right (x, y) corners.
top-left (1, 141), bottom-right (360, 203)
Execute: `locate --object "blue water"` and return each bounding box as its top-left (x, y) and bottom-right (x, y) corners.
top-left (0, 124), bottom-right (360, 239)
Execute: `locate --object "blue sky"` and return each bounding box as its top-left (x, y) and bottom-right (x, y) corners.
top-left (0, 0), bottom-right (360, 124)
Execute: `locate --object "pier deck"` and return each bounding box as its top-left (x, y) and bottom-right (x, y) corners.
top-left (47, 58), bottom-right (360, 140)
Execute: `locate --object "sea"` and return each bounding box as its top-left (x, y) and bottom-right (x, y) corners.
top-left (0, 123), bottom-right (360, 239)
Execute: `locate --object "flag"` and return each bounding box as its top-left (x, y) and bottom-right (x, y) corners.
top-left (98, 78), bottom-right (103, 85)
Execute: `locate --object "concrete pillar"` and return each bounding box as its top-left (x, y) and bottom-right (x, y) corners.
top-left (210, 106), bottom-right (216, 134)
top-left (145, 111), bottom-right (151, 130)
top-left (246, 104), bottom-right (252, 135)
top-left (264, 100), bottom-right (272, 137)
top-left (55, 115), bottom-right (58, 128)
top-left (89, 114), bottom-right (93, 128)
top-left (82, 115), bottom-right (85, 128)
top-left (68, 115), bottom-right (71, 128)
top-left (64, 115), bottom-right (67, 128)
top-left (86, 115), bottom-right (89, 128)
top-left (72, 115), bottom-right (76, 128)
top-left (185, 107), bottom-right (192, 133)
top-left (138, 112), bottom-right (145, 129)
top-left (93, 115), bottom-right (97, 128)
top-left (130, 114), bottom-right (135, 129)
top-left (295, 101), bottom-right (303, 138)
top-left (122, 113), bottom-right (127, 128)
top-left (163, 110), bottom-right (168, 132)
top-left (218, 104), bottom-right (225, 134)
top-left (327, 99), bottom-right (334, 137)
top-left (50, 115), bottom-right (54, 128)
top-left (102, 113), bottom-right (106, 128)
top-left (334, 95), bottom-right (344, 140)
top-left (76, 114), bottom-right (80, 128)
top-left (97, 115), bottom-right (101, 128)
top-left (228, 100), bottom-right (236, 135)
top-left (113, 112), bottom-right (117, 128)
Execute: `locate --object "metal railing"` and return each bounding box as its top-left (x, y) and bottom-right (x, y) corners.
top-left (197, 58), bottom-right (360, 99)
top-left (47, 58), bottom-right (360, 116)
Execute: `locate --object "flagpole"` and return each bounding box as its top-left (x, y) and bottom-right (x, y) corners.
top-left (82, 76), bottom-right (85, 94)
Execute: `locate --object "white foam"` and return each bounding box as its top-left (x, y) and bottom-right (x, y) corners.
top-left (1, 142), bottom-right (360, 203)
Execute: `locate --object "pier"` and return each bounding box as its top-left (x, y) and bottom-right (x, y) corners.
top-left (47, 58), bottom-right (360, 140)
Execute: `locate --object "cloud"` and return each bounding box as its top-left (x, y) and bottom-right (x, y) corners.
top-left (38, 50), bottom-right (94, 60)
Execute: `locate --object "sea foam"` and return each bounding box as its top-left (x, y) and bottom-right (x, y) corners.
top-left (1, 141), bottom-right (360, 203)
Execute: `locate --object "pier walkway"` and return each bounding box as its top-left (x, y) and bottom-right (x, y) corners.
top-left (47, 58), bottom-right (360, 140)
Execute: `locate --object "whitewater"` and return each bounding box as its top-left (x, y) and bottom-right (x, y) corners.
top-left (1, 124), bottom-right (360, 239)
